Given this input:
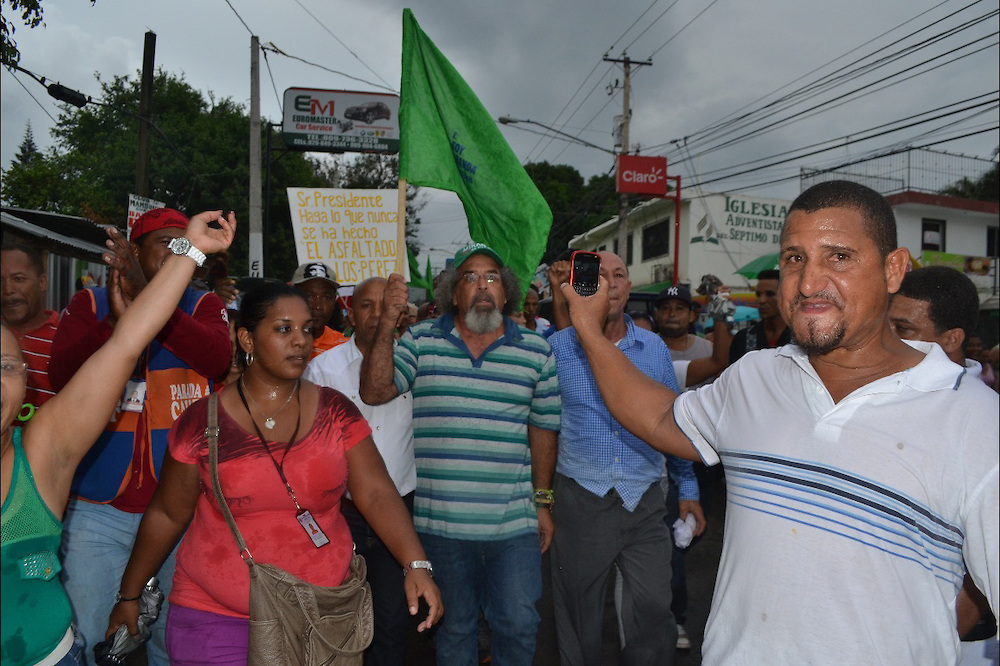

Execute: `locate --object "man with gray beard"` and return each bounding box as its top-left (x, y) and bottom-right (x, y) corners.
top-left (360, 243), bottom-right (561, 666)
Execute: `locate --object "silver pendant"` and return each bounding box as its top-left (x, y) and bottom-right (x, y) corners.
top-left (265, 417), bottom-right (276, 430)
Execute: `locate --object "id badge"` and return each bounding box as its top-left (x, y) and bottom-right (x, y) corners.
top-left (120, 379), bottom-right (147, 413)
top-left (296, 509), bottom-right (330, 548)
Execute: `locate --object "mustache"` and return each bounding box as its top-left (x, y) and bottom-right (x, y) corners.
top-left (472, 293), bottom-right (497, 307)
top-left (791, 290), bottom-right (843, 309)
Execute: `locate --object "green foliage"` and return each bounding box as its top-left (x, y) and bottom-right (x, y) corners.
top-left (0, 69), bottom-right (415, 280)
top-left (524, 161), bottom-right (619, 263)
top-left (317, 152), bottom-right (424, 258)
top-left (940, 161), bottom-right (999, 202)
top-left (2, 0), bottom-right (44, 67)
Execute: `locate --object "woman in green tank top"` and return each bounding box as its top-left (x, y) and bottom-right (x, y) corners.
top-left (1, 211), bottom-right (236, 665)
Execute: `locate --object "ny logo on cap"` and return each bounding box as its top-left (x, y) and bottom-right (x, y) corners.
top-left (667, 287), bottom-right (680, 296)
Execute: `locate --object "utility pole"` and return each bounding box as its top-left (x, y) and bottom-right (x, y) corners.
top-left (135, 31), bottom-right (156, 198)
top-left (249, 35), bottom-right (263, 277)
top-left (604, 53), bottom-right (651, 265)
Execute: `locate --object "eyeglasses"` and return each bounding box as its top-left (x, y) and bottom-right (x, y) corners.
top-left (0, 360), bottom-right (28, 377)
top-left (461, 272), bottom-right (501, 285)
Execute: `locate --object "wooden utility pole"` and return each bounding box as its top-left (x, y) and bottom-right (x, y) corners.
top-left (249, 35), bottom-right (263, 277)
top-left (604, 53), bottom-right (651, 265)
top-left (135, 31), bottom-right (156, 197)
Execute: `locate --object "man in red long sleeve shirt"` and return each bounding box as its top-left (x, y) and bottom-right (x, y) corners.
top-left (49, 208), bottom-right (230, 665)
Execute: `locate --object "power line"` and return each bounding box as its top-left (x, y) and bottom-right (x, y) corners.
top-left (291, 0), bottom-right (393, 89)
top-left (646, 0), bottom-right (723, 59)
top-left (220, 0), bottom-right (254, 34)
top-left (4, 68), bottom-right (59, 124)
top-left (260, 43), bottom-right (397, 94)
top-left (657, 5), bottom-right (997, 157)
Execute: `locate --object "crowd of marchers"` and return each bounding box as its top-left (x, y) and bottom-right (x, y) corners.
top-left (2, 180), bottom-right (998, 666)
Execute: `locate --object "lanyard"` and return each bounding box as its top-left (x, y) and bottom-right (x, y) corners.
top-left (236, 379), bottom-right (303, 511)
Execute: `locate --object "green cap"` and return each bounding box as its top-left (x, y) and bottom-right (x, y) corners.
top-left (453, 242), bottom-right (504, 269)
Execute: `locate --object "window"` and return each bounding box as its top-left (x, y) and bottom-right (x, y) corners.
top-left (988, 226), bottom-right (998, 258)
top-left (612, 233), bottom-right (634, 265)
top-left (921, 218), bottom-right (946, 252)
top-left (642, 219), bottom-right (671, 261)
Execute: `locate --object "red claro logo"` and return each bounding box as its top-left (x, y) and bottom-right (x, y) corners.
top-left (617, 155), bottom-right (668, 196)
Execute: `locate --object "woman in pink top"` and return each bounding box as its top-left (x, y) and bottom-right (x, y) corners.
top-left (107, 282), bottom-right (441, 665)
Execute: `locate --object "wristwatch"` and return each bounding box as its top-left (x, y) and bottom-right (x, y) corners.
top-left (403, 560), bottom-right (434, 578)
top-left (167, 236), bottom-right (207, 267)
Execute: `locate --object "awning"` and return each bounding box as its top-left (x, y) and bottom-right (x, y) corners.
top-left (2, 210), bottom-right (108, 262)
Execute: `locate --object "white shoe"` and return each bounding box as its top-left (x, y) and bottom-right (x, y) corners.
top-left (676, 624), bottom-right (692, 650)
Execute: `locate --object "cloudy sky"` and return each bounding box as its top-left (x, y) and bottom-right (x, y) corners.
top-left (2, 0), bottom-right (997, 270)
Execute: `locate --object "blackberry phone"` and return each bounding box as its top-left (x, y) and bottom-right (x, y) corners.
top-left (569, 251), bottom-right (601, 297)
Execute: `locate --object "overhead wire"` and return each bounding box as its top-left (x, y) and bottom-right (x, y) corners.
top-left (4, 68), bottom-right (59, 124)
top-left (651, 5), bottom-right (998, 157)
top-left (291, 0), bottom-right (393, 89)
top-left (674, 37), bottom-right (999, 164)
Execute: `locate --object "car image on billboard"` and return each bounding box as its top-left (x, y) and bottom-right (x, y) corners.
top-left (344, 101), bottom-right (391, 125)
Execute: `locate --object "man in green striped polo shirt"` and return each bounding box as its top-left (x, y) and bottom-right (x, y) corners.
top-left (361, 243), bottom-right (560, 666)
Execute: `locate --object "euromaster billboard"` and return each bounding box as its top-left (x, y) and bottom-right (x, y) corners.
top-left (616, 155), bottom-right (668, 196)
top-left (282, 88), bottom-right (400, 153)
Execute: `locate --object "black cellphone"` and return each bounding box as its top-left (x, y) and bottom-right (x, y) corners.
top-left (569, 251), bottom-right (601, 297)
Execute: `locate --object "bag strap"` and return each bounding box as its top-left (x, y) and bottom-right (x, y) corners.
top-left (206, 393), bottom-right (255, 568)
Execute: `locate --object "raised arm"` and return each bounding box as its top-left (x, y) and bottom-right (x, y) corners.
top-left (359, 273), bottom-right (407, 405)
top-left (26, 211), bottom-right (236, 514)
top-left (547, 261), bottom-right (571, 332)
top-left (684, 309), bottom-right (733, 386)
top-left (560, 279), bottom-right (698, 459)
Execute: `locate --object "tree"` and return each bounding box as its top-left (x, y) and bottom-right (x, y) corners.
top-left (940, 157), bottom-right (999, 202)
top-left (524, 161), bottom-right (619, 264)
top-left (315, 152), bottom-right (425, 258)
top-left (0, 69), bottom-right (378, 278)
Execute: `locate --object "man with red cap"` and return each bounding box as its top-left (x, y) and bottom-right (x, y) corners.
top-left (48, 208), bottom-right (231, 666)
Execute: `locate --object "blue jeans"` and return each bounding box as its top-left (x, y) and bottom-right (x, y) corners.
top-left (50, 625), bottom-right (86, 666)
top-left (420, 532), bottom-right (542, 666)
top-left (60, 501), bottom-right (177, 666)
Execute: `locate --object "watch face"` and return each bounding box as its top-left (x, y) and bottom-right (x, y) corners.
top-left (170, 237), bottom-right (192, 255)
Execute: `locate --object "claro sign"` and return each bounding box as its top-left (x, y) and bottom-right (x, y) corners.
top-left (616, 155), bottom-right (668, 196)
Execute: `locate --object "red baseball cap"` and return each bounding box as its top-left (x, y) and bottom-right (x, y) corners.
top-left (129, 208), bottom-right (188, 242)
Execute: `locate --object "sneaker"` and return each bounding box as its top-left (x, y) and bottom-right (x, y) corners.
top-left (676, 624), bottom-right (692, 650)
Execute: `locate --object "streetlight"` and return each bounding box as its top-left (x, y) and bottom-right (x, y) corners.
top-left (497, 116), bottom-right (617, 155)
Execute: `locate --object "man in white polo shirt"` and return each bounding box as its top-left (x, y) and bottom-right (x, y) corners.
top-left (558, 180), bottom-right (999, 665)
top-left (304, 276), bottom-right (416, 665)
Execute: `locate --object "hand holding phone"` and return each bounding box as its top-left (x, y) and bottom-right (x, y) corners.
top-left (569, 251), bottom-right (601, 297)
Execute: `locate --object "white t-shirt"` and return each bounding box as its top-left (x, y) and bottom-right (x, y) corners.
top-left (304, 336), bottom-right (417, 496)
top-left (675, 341), bottom-right (999, 665)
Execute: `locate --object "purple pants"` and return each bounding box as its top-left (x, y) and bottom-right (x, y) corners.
top-left (166, 604), bottom-right (249, 665)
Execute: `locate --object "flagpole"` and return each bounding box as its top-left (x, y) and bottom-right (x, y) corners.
top-left (397, 178), bottom-right (408, 275)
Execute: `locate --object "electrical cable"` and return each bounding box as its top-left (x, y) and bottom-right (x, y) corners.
top-left (4, 68), bottom-right (58, 124)
top-left (291, 0), bottom-right (393, 89)
top-left (261, 44), bottom-right (397, 94)
top-left (221, 0), bottom-right (254, 35)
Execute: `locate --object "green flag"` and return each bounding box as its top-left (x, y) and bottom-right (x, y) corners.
top-left (399, 8), bottom-right (552, 297)
top-left (424, 254), bottom-right (435, 302)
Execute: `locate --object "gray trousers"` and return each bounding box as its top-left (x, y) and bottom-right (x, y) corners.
top-left (550, 473), bottom-right (676, 666)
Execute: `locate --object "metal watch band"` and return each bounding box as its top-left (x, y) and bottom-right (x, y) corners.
top-left (403, 560), bottom-right (434, 577)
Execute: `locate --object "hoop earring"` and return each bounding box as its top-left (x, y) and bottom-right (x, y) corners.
top-left (246, 351), bottom-right (254, 366)
top-left (18, 403), bottom-right (35, 422)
